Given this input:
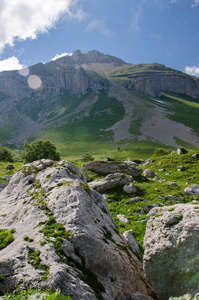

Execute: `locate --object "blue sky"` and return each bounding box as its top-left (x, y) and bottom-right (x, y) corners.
top-left (0, 0), bottom-right (199, 76)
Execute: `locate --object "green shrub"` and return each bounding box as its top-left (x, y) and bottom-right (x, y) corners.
top-left (153, 148), bottom-right (170, 157)
top-left (0, 146), bottom-right (14, 162)
top-left (0, 228), bottom-right (14, 250)
top-left (81, 153), bottom-right (94, 162)
top-left (22, 140), bottom-right (60, 163)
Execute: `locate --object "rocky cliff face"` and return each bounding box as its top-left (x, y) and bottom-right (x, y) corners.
top-left (0, 159), bottom-right (156, 300)
top-left (123, 74), bottom-right (199, 98)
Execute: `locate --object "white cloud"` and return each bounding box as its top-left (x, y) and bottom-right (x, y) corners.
top-left (184, 65), bottom-right (199, 77)
top-left (52, 52), bottom-right (73, 61)
top-left (130, 5), bottom-right (142, 33)
top-left (0, 0), bottom-right (82, 54)
top-left (0, 56), bottom-right (23, 72)
top-left (170, 0), bottom-right (177, 3)
top-left (85, 18), bottom-right (111, 36)
top-left (192, 0), bottom-right (199, 7)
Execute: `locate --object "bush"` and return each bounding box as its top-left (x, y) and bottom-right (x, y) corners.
top-left (153, 148), bottom-right (170, 157)
top-left (82, 154), bottom-right (94, 162)
top-left (22, 140), bottom-right (60, 163)
top-left (0, 146), bottom-right (14, 162)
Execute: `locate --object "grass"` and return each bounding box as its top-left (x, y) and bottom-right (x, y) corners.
top-left (0, 228), bottom-right (14, 250)
top-left (1, 289), bottom-right (83, 300)
top-left (160, 92), bottom-right (199, 137)
top-left (85, 149), bottom-right (199, 252)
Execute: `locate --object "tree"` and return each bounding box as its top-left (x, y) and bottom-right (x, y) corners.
top-left (0, 146), bottom-right (14, 162)
top-left (22, 140), bottom-right (60, 163)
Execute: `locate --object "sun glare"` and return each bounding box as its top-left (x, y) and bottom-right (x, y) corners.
top-left (27, 74), bottom-right (43, 90)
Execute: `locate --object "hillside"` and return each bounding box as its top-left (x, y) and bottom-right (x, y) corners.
top-left (0, 50), bottom-right (199, 155)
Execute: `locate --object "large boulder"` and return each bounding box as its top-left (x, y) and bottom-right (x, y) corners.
top-left (143, 204), bottom-right (199, 300)
top-left (81, 161), bottom-right (143, 177)
top-left (0, 160), bottom-right (156, 300)
top-left (88, 173), bottom-right (132, 193)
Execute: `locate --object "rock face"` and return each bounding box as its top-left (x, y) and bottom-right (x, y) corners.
top-left (143, 204), bottom-right (199, 300)
top-left (0, 160), bottom-right (156, 300)
top-left (81, 161), bottom-right (143, 177)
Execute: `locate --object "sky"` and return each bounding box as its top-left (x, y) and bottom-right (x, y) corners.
top-left (0, 0), bottom-right (199, 76)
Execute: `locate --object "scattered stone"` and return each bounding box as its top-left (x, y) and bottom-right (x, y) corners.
top-left (143, 169), bottom-right (156, 179)
top-left (159, 179), bottom-right (167, 183)
top-left (143, 204), bottom-right (199, 300)
top-left (170, 182), bottom-right (178, 187)
top-left (127, 197), bottom-right (142, 204)
top-left (32, 161), bottom-right (45, 171)
top-left (143, 159), bottom-right (153, 166)
top-left (5, 165), bottom-right (14, 170)
top-left (123, 183), bottom-right (137, 194)
top-left (177, 147), bottom-right (188, 155)
top-left (101, 157), bottom-right (113, 161)
top-left (82, 161), bottom-right (143, 177)
top-left (153, 176), bottom-right (159, 181)
top-left (192, 153), bottom-right (199, 160)
top-left (123, 230), bottom-right (140, 254)
top-left (184, 184), bottom-right (199, 195)
top-left (164, 195), bottom-right (184, 201)
top-left (158, 169), bottom-right (165, 172)
top-left (117, 214), bottom-right (130, 224)
top-left (144, 204), bottom-right (160, 212)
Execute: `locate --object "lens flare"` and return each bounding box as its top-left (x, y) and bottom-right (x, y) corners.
top-left (27, 75), bottom-right (43, 90)
top-left (18, 67), bottom-right (30, 77)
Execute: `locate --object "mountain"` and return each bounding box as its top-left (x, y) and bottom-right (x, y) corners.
top-left (0, 49), bottom-right (199, 151)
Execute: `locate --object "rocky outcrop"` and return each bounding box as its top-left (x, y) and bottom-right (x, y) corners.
top-left (143, 204), bottom-right (199, 300)
top-left (88, 173), bottom-right (132, 193)
top-left (0, 160), bottom-right (156, 300)
top-left (81, 161), bottom-right (143, 177)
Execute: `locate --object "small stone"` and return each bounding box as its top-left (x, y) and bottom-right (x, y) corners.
top-left (6, 165), bottom-right (14, 170)
top-left (123, 183), bottom-right (137, 194)
top-left (143, 169), bottom-right (156, 179)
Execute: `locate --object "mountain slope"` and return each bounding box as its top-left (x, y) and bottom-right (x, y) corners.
top-left (0, 50), bottom-right (199, 152)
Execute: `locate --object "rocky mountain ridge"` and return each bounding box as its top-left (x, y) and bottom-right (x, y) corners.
top-left (0, 50), bottom-right (199, 148)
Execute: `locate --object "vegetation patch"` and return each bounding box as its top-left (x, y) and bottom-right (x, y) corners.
top-left (26, 246), bottom-right (49, 280)
top-left (0, 228), bottom-right (14, 250)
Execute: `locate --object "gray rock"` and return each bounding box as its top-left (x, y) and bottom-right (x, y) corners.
top-left (170, 182), bottom-right (178, 187)
top-left (124, 160), bottom-right (139, 168)
top-left (0, 160), bottom-right (155, 299)
top-left (5, 165), bottom-right (14, 170)
top-left (192, 153), bottom-right (199, 160)
top-left (123, 183), bottom-right (137, 194)
top-left (164, 195), bottom-right (184, 201)
top-left (143, 159), bottom-right (153, 166)
top-left (184, 184), bottom-right (199, 195)
top-left (81, 161), bottom-right (143, 177)
top-left (123, 230), bottom-right (140, 254)
top-left (143, 204), bottom-right (199, 300)
top-left (117, 214), bottom-right (130, 224)
top-left (143, 169), bottom-right (156, 179)
top-left (127, 197), bottom-right (142, 204)
top-left (2, 175), bottom-right (12, 182)
top-left (177, 147), bottom-right (188, 155)
top-left (88, 173), bottom-right (132, 193)
top-left (0, 182), bottom-right (6, 189)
